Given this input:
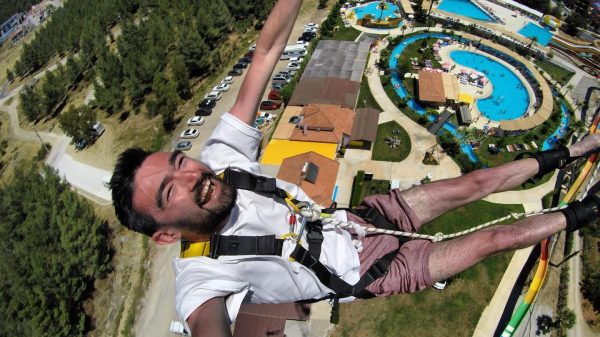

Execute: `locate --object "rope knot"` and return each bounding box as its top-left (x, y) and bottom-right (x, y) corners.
top-left (433, 232), bottom-right (444, 242)
top-left (300, 204), bottom-right (322, 222)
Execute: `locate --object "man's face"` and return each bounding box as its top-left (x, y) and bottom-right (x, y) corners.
top-left (132, 151), bottom-right (237, 236)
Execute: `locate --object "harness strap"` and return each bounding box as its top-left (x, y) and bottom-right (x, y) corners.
top-left (210, 234), bottom-right (285, 259)
top-left (223, 168), bottom-right (289, 199)
top-left (306, 221), bottom-right (324, 259)
top-left (290, 245), bottom-right (396, 299)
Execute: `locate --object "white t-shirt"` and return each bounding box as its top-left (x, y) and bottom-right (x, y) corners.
top-left (173, 113), bottom-right (360, 325)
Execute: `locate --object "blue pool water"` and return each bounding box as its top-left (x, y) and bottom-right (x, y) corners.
top-left (353, 1), bottom-right (400, 20)
top-left (389, 33), bottom-right (479, 162)
top-left (542, 95), bottom-right (570, 150)
top-left (518, 23), bottom-right (554, 46)
top-left (450, 50), bottom-right (530, 121)
top-left (437, 0), bottom-right (495, 22)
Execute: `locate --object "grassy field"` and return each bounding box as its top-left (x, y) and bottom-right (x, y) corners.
top-left (394, 36), bottom-right (442, 71)
top-left (330, 15), bottom-right (361, 41)
top-left (372, 121), bottom-right (411, 162)
top-left (349, 170), bottom-right (391, 207)
top-left (357, 73), bottom-right (382, 110)
top-left (535, 60), bottom-right (574, 85)
top-left (332, 200), bottom-right (524, 337)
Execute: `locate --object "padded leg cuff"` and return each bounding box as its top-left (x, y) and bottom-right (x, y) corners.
top-left (560, 197), bottom-right (600, 232)
top-left (533, 146), bottom-right (571, 178)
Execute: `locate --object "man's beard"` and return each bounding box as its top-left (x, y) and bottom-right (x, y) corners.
top-left (183, 174), bottom-right (237, 235)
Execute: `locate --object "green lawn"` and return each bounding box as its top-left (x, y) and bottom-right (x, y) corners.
top-left (357, 73), bottom-right (381, 110)
top-left (372, 121), bottom-right (411, 162)
top-left (329, 15), bottom-right (361, 41)
top-left (394, 36), bottom-right (442, 71)
top-left (535, 60), bottom-right (575, 85)
top-left (332, 200), bottom-right (524, 337)
top-left (349, 170), bottom-right (391, 207)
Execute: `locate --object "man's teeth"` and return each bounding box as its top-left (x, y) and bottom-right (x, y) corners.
top-left (200, 178), bottom-right (211, 204)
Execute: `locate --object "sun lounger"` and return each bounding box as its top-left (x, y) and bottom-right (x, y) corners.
top-left (531, 141), bottom-right (538, 149)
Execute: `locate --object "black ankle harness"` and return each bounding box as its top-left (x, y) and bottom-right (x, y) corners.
top-left (182, 168), bottom-right (408, 305)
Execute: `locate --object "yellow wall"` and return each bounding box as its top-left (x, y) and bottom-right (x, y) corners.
top-left (260, 140), bottom-right (338, 165)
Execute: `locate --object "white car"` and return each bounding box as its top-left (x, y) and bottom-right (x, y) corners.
top-left (180, 128), bottom-right (199, 139)
top-left (213, 83), bottom-right (230, 92)
top-left (204, 91), bottom-right (222, 100)
top-left (305, 23), bottom-right (318, 29)
top-left (286, 62), bottom-right (301, 70)
top-left (289, 56), bottom-right (304, 62)
top-left (187, 116), bottom-right (205, 126)
top-left (295, 41), bottom-right (309, 49)
top-left (304, 26), bottom-right (318, 33)
top-left (221, 76), bottom-right (234, 84)
top-left (249, 43), bottom-right (256, 51)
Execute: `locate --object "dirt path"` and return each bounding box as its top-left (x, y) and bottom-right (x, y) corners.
top-left (133, 2), bottom-right (330, 336)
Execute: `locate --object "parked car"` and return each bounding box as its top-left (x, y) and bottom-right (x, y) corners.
top-left (175, 140), bottom-right (192, 151)
top-left (259, 100), bottom-right (282, 110)
top-left (268, 89), bottom-right (282, 101)
top-left (272, 82), bottom-right (285, 90)
top-left (249, 43), bottom-right (256, 51)
top-left (233, 62), bottom-right (247, 70)
top-left (198, 98), bottom-right (216, 109)
top-left (239, 57), bottom-right (252, 64)
top-left (304, 26), bottom-right (318, 33)
top-left (433, 280), bottom-right (447, 290)
top-left (221, 76), bottom-right (234, 84)
top-left (295, 41), bottom-right (309, 48)
top-left (272, 72), bottom-right (290, 82)
top-left (289, 55), bottom-right (304, 62)
top-left (75, 139), bottom-right (88, 151)
top-left (243, 51), bottom-right (254, 59)
top-left (300, 31), bottom-right (316, 41)
top-left (228, 68), bottom-right (243, 76)
top-left (305, 22), bottom-right (318, 29)
top-left (195, 107), bottom-right (212, 116)
top-left (213, 83), bottom-right (230, 92)
top-left (204, 91), bottom-right (222, 100)
top-left (187, 116), bottom-right (205, 126)
top-left (180, 128), bottom-right (199, 139)
top-left (286, 62), bottom-right (301, 70)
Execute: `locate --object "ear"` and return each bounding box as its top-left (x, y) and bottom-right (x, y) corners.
top-left (151, 227), bottom-right (182, 245)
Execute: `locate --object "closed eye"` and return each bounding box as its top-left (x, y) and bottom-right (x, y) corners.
top-left (166, 185), bottom-right (174, 203)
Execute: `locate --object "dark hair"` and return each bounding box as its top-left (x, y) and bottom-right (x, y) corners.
top-left (110, 148), bottom-right (160, 236)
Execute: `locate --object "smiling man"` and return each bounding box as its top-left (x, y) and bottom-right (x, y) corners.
top-left (110, 2), bottom-right (600, 337)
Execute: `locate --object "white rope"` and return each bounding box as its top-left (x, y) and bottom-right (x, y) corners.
top-left (298, 156), bottom-right (599, 243)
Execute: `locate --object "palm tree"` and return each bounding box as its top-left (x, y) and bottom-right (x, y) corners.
top-left (377, 0), bottom-right (387, 21)
top-left (401, 24), bottom-right (407, 37)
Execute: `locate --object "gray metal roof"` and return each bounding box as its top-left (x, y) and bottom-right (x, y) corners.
top-left (301, 40), bottom-right (371, 83)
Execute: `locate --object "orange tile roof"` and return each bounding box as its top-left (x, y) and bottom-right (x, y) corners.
top-left (277, 151), bottom-right (340, 206)
top-left (418, 70), bottom-right (446, 104)
top-left (290, 104), bottom-right (355, 143)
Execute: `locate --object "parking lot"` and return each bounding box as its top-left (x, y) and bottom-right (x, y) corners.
top-left (175, 16), bottom-right (327, 160)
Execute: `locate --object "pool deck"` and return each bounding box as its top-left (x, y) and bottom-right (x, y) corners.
top-left (437, 44), bottom-right (537, 128)
top-left (347, 17), bottom-right (554, 131)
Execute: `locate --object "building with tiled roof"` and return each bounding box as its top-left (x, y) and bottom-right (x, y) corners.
top-left (291, 104), bottom-right (355, 146)
top-left (277, 151), bottom-right (340, 206)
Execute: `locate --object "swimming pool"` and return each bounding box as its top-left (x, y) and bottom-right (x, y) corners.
top-left (437, 0), bottom-right (495, 22)
top-left (353, 1), bottom-right (400, 20)
top-left (389, 33), bottom-right (479, 162)
top-left (450, 50), bottom-right (530, 121)
top-left (518, 23), bottom-right (554, 46)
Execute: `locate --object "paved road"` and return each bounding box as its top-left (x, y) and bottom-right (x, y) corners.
top-left (0, 71), bottom-right (112, 204)
top-left (568, 233), bottom-right (597, 337)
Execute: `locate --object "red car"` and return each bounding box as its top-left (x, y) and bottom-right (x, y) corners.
top-left (259, 100), bottom-right (282, 110)
top-left (268, 89), bottom-right (282, 101)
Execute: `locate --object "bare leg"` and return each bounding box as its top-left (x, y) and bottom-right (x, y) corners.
top-left (401, 158), bottom-right (539, 224)
top-left (428, 212), bottom-right (565, 282)
top-left (402, 134), bottom-right (600, 225)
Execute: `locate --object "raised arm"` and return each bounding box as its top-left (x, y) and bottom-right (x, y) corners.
top-left (188, 297), bottom-right (232, 337)
top-left (230, 0), bottom-right (302, 125)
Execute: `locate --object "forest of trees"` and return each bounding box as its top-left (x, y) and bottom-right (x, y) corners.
top-left (0, 163), bottom-right (113, 336)
top-left (0, 0), bottom-right (38, 24)
top-left (16, 0), bottom-right (275, 133)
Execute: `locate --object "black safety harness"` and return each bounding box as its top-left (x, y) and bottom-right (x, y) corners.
top-left (182, 168), bottom-right (408, 321)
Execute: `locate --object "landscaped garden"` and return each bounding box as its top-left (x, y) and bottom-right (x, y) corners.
top-left (372, 121), bottom-right (411, 162)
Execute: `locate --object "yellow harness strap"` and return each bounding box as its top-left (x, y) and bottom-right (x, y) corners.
top-left (180, 241), bottom-right (210, 258)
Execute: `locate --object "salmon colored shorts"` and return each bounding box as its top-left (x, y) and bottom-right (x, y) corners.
top-left (347, 189), bottom-right (434, 296)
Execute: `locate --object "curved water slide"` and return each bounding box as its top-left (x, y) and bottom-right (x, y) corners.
top-left (550, 34), bottom-right (600, 75)
top-left (501, 112), bottom-right (600, 336)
